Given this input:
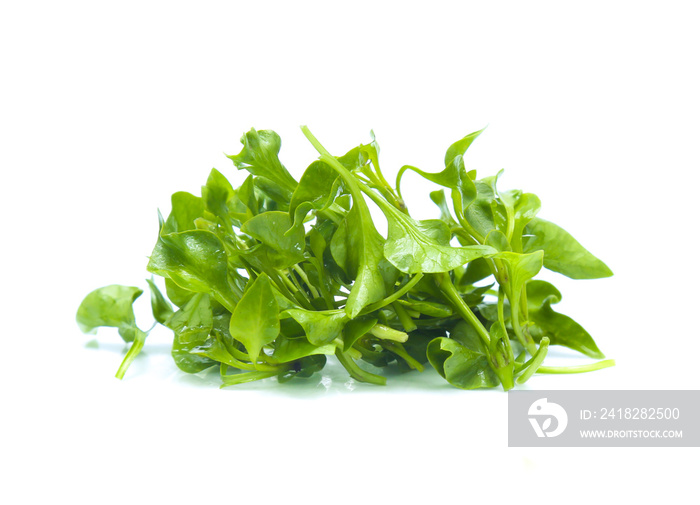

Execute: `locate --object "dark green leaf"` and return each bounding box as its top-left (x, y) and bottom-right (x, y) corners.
top-left (146, 278), bottom-right (174, 325)
top-left (229, 274), bottom-right (279, 362)
top-left (523, 217), bottom-right (613, 279)
top-left (426, 336), bottom-right (499, 389)
top-left (526, 281), bottom-right (605, 359)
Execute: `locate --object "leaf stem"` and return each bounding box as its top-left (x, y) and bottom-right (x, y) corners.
top-left (537, 359), bottom-right (616, 374)
top-left (115, 328), bottom-right (147, 379)
top-left (360, 273), bottom-right (424, 314)
top-left (391, 301), bottom-right (417, 332)
top-left (334, 349), bottom-right (386, 385)
top-left (515, 337), bottom-right (549, 384)
top-left (436, 273), bottom-right (491, 346)
top-left (292, 264), bottom-right (320, 299)
top-left (381, 341), bottom-right (425, 372)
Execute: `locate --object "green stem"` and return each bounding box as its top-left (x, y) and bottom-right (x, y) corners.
top-left (392, 301), bottom-right (417, 332)
top-left (436, 273), bottom-right (491, 347)
top-left (335, 349), bottom-right (386, 385)
top-left (292, 264), bottom-right (320, 299)
top-left (515, 337), bottom-right (549, 384)
top-left (497, 286), bottom-right (514, 363)
top-left (308, 257), bottom-right (335, 310)
top-left (219, 366), bottom-right (281, 388)
top-left (537, 359), bottom-right (615, 374)
top-left (508, 288), bottom-right (537, 356)
top-left (381, 341), bottom-right (425, 372)
top-left (115, 328), bottom-right (147, 379)
top-left (368, 324), bottom-right (409, 343)
top-left (360, 273), bottom-right (424, 314)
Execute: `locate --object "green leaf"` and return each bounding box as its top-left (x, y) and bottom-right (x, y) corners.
top-left (76, 285), bottom-right (143, 342)
top-left (201, 168), bottom-right (235, 223)
top-left (429, 189), bottom-right (458, 229)
top-left (147, 228), bottom-right (238, 312)
top-left (525, 280), bottom-right (562, 310)
top-left (163, 191), bottom-right (207, 234)
top-left (271, 337), bottom-right (336, 364)
top-left (229, 274), bottom-right (280, 362)
top-left (381, 202), bottom-right (496, 273)
top-left (171, 334), bottom-right (218, 374)
top-left (491, 250), bottom-right (544, 303)
top-left (426, 336), bottom-right (499, 389)
top-left (277, 354), bottom-right (328, 383)
top-left (523, 217), bottom-right (613, 279)
top-left (342, 316), bottom-right (378, 351)
top-left (509, 192), bottom-right (541, 252)
top-left (165, 278), bottom-right (196, 308)
top-left (330, 203), bottom-right (387, 318)
top-left (526, 281), bottom-right (605, 359)
top-left (241, 211), bottom-right (305, 269)
top-left (397, 156), bottom-right (477, 219)
top-left (146, 278), bottom-right (174, 325)
top-left (282, 308), bottom-right (347, 346)
top-left (227, 128), bottom-right (298, 199)
top-left (168, 293), bottom-right (213, 346)
top-left (290, 160), bottom-right (341, 217)
top-left (444, 128), bottom-right (485, 167)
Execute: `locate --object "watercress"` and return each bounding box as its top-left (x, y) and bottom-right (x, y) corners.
top-left (76, 126), bottom-right (614, 390)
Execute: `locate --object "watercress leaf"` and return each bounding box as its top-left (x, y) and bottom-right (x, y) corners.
top-left (253, 176), bottom-right (292, 210)
top-left (241, 211), bottom-right (305, 268)
top-left (147, 228), bottom-right (238, 313)
top-left (165, 278), bottom-right (196, 308)
top-left (289, 160), bottom-right (341, 216)
top-left (523, 217), bottom-right (613, 279)
top-left (526, 282), bottom-right (604, 359)
top-left (426, 337), bottom-right (499, 389)
top-left (281, 309), bottom-right (347, 346)
top-left (76, 285), bottom-right (143, 342)
top-left (381, 203), bottom-right (496, 273)
top-left (343, 316), bottom-right (378, 351)
top-left (330, 203), bottom-right (387, 318)
top-left (171, 335), bottom-right (218, 373)
top-left (397, 156), bottom-right (477, 217)
top-left (228, 274), bottom-right (279, 362)
top-left (429, 189), bottom-right (458, 228)
top-left (146, 278), bottom-right (173, 325)
top-left (485, 230), bottom-right (511, 252)
top-left (271, 336), bottom-right (336, 364)
top-left (237, 174), bottom-right (258, 216)
top-left (226, 128), bottom-right (298, 198)
top-left (201, 168), bottom-right (235, 223)
top-left (510, 192), bottom-right (541, 252)
top-left (277, 354), bottom-right (328, 382)
top-left (464, 173), bottom-right (503, 238)
top-left (168, 293), bottom-right (213, 346)
top-left (525, 280), bottom-right (562, 310)
top-left (164, 192), bottom-right (207, 234)
top-left (444, 128), bottom-right (485, 167)
top-left (491, 250), bottom-right (544, 301)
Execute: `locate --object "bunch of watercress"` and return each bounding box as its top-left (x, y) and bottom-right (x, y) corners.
top-left (76, 126), bottom-right (614, 390)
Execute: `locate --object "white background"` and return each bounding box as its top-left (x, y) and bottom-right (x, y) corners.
top-left (1, 1), bottom-right (698, 503)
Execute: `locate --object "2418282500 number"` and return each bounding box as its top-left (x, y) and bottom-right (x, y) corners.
top-left (600, 407), bottom-right (680, 420)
